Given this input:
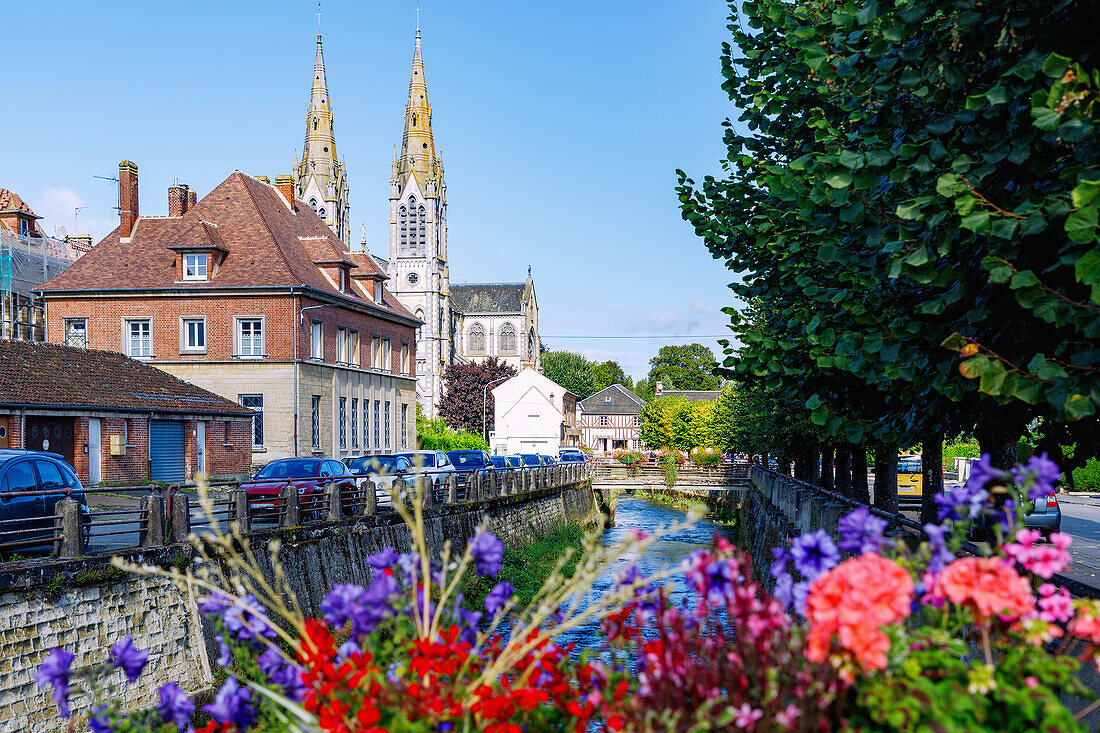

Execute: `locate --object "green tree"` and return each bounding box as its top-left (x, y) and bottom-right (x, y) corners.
top-left (592, 360), bottom-right (633, 392)
top-left (541, 351), bottom-right (599, 399)
top-left (646, 344), bottom-right (721, 391)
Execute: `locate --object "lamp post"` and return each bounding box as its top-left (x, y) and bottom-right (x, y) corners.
top-left (482, 375), bottom-right (509, 447)
top-left (294, 302), bottom-right (333, 456)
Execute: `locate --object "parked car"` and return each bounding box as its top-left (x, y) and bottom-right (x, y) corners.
top-left (396, 450), bottom-right (457, 496)
top-left (539, 454), bottom-right (556, 466)
top-left (0, 450), bottom-right (89, 558)
top-left (517, 453), bottom-right (543, 467)
top-left (558, 449), bottom-right (588, 463)
top-left (447, 450), bottom-right (495, 476)
top-left (240, 458), bottom-right (356, 521)
top-left (490, 455), bottom-right (510, 470)
top-left (345, 455), bottom-right (412, 508)
top-left (1025, 490), bottom-right (1063, 538)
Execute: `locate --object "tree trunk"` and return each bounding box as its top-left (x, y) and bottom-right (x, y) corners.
top-left (873, 445), bottom-right (899, 513)
top-left (976, 417), bottom-right (1020, 470)
top-left (820, 446), bottom-right (835, 491)
top-left (851, 448), bottom-right (870, 504)
top-left (834, 445), bottom-right (852, 498)
top-left (921, 432), bottom-right (944, 525)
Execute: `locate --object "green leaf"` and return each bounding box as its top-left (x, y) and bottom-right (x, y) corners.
top-left (966, 93), bottom-right (988, 110)
top-left (1064, 394), bottom-right (1097, 421)
top-left (1032, 105), bottom-right (1061, 131)
top-left (1066, 206), bottom-right (1099, 244)
top-left (936, 173), bottom-right (965, 197)
top-left (960, 211), bottom-right (991, 232)
top-left (1075, 249), bottom-right (1100, 304)
top-left (838, 149), bottom-right (865, 169)
top-left (896, 201), bottom-right (923, 220)
top-left (1071, 180), bottom-right (1100, 209)
top-left (990, 217), bottom-right (1019, 240)
top-left (825, 171), bottom-right (853, 189)
top-left (1042, 53), bottom-right (1072, 77)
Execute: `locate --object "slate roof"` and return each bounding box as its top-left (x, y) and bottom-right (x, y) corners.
top-left (580, 384), bottom-right (646, 415)
top-left (0, 340), bottom-right (253, 417)
top-left (449, 283), bottom-right (525, 314)
top-left (661, 390), bottom-right (721, 403)
top-left (37, 171), bottom-right (415, 323)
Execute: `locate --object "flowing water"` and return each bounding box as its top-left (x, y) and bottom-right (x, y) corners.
top-left (555, 493), bottom-right (738, 650)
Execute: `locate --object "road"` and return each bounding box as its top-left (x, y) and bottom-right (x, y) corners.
top-left (1057, 496), bottom-right (1100, 592)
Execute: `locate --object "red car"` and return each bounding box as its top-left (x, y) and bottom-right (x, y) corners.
top-left (240, 458), bottom-right (356, 522)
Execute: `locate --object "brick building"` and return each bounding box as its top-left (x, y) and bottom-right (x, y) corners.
top-left (37, 162), bottom-right (420, 464)
top-left (0, 339), bottom-right (253, 484)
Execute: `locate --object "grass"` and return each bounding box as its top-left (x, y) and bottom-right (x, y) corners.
top-left (633, 488), bottom-right (739, 526)
top-left (464, 522), bottom-right (587, 612)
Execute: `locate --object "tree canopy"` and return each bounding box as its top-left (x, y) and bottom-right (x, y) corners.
top-left (646, 344), bottom-right (722, 392)
top-left (438, 357), bottom-right (517, 436)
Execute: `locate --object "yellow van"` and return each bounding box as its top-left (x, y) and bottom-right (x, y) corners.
top-left (897, 454), bottom-right (923, 505)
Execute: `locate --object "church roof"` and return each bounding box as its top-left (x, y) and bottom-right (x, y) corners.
top-left (449, 283), bottom-right (525, 314)
top-left (38, 171), bottom-right (416, 324)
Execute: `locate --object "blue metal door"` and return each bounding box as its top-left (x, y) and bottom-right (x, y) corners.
top-left (149, 420), bottom-right (186, 483)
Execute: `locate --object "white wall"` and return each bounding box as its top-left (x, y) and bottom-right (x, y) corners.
top-left (491, 368), bottom-right (567, 455)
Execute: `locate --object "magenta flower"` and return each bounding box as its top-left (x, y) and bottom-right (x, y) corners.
top-left (733, 703), bottom-right (763, 728)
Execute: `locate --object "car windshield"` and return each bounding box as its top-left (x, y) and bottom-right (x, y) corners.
top-left (255, 460), bottom-right (320, 479)
top-left (399, 453), bottom-right (435, 468)
top-left (449, 452), bottom-right (484, 467)
top-left (352, 456), bottom-right (399, 473)
top-left (897, 457), bottom-right (922, 473)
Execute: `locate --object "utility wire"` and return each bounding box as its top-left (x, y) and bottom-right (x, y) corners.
top-left (541, 334), bottom-right (732, 340)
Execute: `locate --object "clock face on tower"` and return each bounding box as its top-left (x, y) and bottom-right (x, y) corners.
top-left (408, 272), bottom-right (419, 285)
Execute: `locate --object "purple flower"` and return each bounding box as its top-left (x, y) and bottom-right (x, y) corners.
top-left (109, 636), bottom-right (149, 684)
top-left (790, 530), bottom-right (839, 581)
top-left (935, 483), bottom-right (989, 522)
top-left (769, 547), bottom-right (791, 579)
top-left (923, 523), bottom-right (954, 575)
top-left (773, 572), bottom-right (793, 610)
top-left (837, 507), bottom-right (887, 555)
top-left (966, 454), bottom-right (1005, 491)
top-left (397, 552), bottom-right (420, 584)
top-left (322, 580), bottom-right (396, 639)
top-left (792, 581), bottom-right (810, 616)
top-left (215, 635), bottom-right (231, 667)
top-left (203, 676), bottom-right (256, 730)
top-left (705, 560), bottom-right (733, 605)
top-left (470, 531), bottom-right (505, 577)
top-left (35, 648), bottom-right (75, 718)
top-left (257, 645), bottom-right (286, 677)
top-left (1013, 453), bottom-right (1062, 502)
top-left (455, 608), bottom-right (483, 645)
top-left (485, 581), bottom-right (515, 617)
top-left (366, 547), bottom-right (400, 572)
top-left (199, 591), bottom-right (233, 615)
top-left (337, 640), bottom-right (360, 662)
top-left (272, 664), bottom-right (308, 702)
top-left (157, 683), bottom-right (194, 730)
top-left (223, 595), bottom-right (276, 642)
top-left (89, 704), bottom-right (112, 733)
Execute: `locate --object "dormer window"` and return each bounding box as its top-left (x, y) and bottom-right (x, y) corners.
top-left (339, 268), bottom-right (347, 292)
top-left (183, 253), bottom-right (208, 280)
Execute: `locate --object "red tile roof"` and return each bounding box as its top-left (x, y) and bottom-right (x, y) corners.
top-left (38, 171), bottom-right (415, 323)
top-left (0, 189), bottom-right (37, 216)
top-left (0, 340), bottom-right (253, 416)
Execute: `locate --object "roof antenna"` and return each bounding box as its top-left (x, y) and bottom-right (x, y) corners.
top-left (316, 0), bottom-right (323, 35)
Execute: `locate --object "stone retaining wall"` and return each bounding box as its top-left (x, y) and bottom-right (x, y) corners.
top-left (0, 481), bottom-right (599, 732)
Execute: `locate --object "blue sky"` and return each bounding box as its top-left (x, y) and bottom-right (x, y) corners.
top-left (6, 1), bottom-right (737, 379)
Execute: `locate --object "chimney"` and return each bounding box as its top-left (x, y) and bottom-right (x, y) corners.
top-left (187, 188), bottom-right (197, 210)
top-left (119, 160), bottom-right (139, 238)
top-left (66, 234), bottom-right (94, 252)
top-left (168, 184), bottom-right (188, 217)
top-left (256, 175), bottom-right (271, 184)
top-left (274, 175), bottom-right (295, 209)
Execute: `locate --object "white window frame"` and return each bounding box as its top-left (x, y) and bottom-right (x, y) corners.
top-left (124, 318), bottom-right (153, 358)
top-left (311, 320), bottom-right (323, 360)
top-left (180, 316), bottom-right (206, 354)
top-left (63, 317), bottom-right (88, 348)
top-left (349, 330), bottom-right (360, 366)
top-left (182, 252), bottom-right (208, 281)
top-left (239, 394), bottom-right (264, 448)
top-left (234, 316), bottom-right (265, 358)
top-left (381, 338), bottom-right (391, 373)
top-left (336, 327), bottom-right (347, 364)
top-left (311, 395), bottom-right (321, 451)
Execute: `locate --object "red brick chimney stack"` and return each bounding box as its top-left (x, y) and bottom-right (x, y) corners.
top-left (168, 184), bottom-right (188, 217)
top-left (119, 160), bottom-right (139, 238)
top-left (274, 175), bottom-right (295, 210)
top-left (187, 188), bottom-right (197, 210)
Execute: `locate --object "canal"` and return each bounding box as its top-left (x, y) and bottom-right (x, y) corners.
top-left (556, 492), bottom-right (738, 648)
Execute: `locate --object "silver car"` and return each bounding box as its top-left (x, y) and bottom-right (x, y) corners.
top-left (396, 450), bottom-right (457, 498)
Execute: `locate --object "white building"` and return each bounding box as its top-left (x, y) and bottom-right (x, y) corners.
top-left (490, 368), bottom-right (575, 455)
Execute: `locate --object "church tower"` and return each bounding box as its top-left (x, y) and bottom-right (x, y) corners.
top-left (387, 27), bottom-right (449, 417)
top-left (296, 33), bottom-right (350, 244)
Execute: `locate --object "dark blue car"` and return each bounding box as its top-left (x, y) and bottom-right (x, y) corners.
top-left (0, 450), bottom-right (89, 558)
top-left (447, 450), bottom-right (494, 475)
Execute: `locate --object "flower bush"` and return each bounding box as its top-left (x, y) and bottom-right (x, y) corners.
top-left (688, 446), bottom-right (722, 468)
top-left (33, 454), bottom-right (1100, 731)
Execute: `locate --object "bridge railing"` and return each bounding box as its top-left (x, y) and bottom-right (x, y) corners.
top-left (0, 463), bottom-right (592, 565)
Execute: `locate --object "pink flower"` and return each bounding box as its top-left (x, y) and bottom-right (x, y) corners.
top-left (1037, 584), bottom-right (1074, 623)
top-left (1069, 600), bottom-right (1100, 643)
top-left (933, 557), bottom-right (1035, 622)
top-left (776, 704), bottom-right (802, 726)
top-left (1003, 530), bottom-right (1071, 579)
top-left (733, 703), bottom-right (763, 728)
top-left (1025, 676), bottom-right (1039, 688)
top-left (1051, 532), bottom-right (1072, 551)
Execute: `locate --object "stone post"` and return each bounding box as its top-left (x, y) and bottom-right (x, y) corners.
top-left (362, 480), bottom-right (378, 517)
top-left (393, 478), bottom-right (407, 508)
top-left (281, 485), bottom-right (301, 527)
top-left (170, 491), bottom-right (191, 544)
top-left (447, 474), bottom-right (458, 504)
top-left (54, 497), bottom-right (83, 559)
top-left (326, 481), bottom-right (343, 522)
top-left (421, 476), bottom-right (435, 508)
top-left (231, 489), bottom-right (251, 533)
top-left (140, 492), bottom-right (165, 547)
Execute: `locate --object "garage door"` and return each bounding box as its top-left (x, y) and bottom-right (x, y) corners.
top-left (150, 420), bottom-right (186, 483)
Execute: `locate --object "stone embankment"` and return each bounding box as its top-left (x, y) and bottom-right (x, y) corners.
top-left (0, 479), bottom-right (603, 731)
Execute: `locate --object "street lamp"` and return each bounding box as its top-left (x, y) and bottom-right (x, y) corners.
top-left (293, 302), bottom-right (333, 456)
top-left (482, 375), bottom-right (509, 447)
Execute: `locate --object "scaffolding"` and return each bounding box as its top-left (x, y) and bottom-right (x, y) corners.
top-left (0, 227), bottom-right (82, 341)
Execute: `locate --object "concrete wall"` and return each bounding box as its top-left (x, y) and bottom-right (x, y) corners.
top-left (0, 481), bottom-right (599, 731)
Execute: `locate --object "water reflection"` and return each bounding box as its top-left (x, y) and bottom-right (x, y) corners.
top-left (555, 494), bottom-right (738, 649)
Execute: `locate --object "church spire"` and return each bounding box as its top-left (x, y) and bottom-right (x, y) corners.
top-left (296, 31), bottom-right (349, 243)
top-left (398, 27), bottom-right (439, 192)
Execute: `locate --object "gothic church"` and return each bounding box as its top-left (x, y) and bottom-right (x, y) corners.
top-left (295, 27), bottom-right (540, 419)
